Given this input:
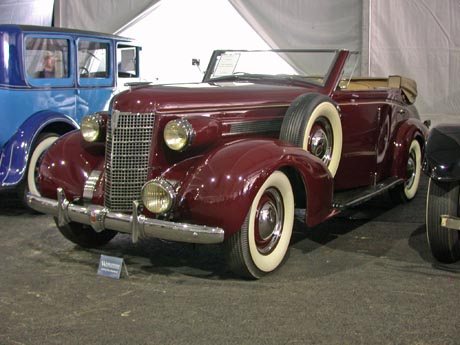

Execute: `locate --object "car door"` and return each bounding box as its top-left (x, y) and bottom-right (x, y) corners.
top-left (23, 34), bottom-right (76, 120)
top-left (332, 90), bottom-right (384, 190)
top-left (76, 37), bottom-right (114, 119)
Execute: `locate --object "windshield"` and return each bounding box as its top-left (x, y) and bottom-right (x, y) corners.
top-left (204, 50), bottom-right (339, 86)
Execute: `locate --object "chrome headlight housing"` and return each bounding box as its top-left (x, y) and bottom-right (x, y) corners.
top-left (81, 114), bottom-right (104, 142)
top-left (164, 118), bottom-right (194, 151)
top-left (141, 178), bottom-right (176, 214)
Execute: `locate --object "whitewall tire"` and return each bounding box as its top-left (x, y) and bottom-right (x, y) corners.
top-left (280, 93), bottom-right (342, 177)
top-left (225, 170), bottom-right (295, 279)
top-left (26, 133), bottom-right (58, 196)
top-left (390, 139), bottom-right (422, 203)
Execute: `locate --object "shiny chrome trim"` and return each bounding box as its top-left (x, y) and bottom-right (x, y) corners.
top-left (223, 118), bottom-right (283, 136)
top-left (141, 177), bottom-right (177, 214)
top-left (26, 191), bottom-right (225, 244)
top-left (83, 170), bottom-right (102, 204)
top-left (157, 103), bottom-right (290, 115)
top-left (164, 118), bottom-right (195, 151)
top-left (440, 215), bottom-right (460, 231)
top-left (81, 113), bottom-right (105, 142)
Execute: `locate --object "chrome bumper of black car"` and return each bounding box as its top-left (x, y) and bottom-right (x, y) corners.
top-left (27, 188), bottom-right (225, 244)
top-left (441, 215), bottom-right (460, 231)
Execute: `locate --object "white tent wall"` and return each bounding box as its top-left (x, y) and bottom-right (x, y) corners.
top-left (53, 0), bottom-right (160, 34)
top-left (0, 0), bottom-right (53, 26)
top-left (228, 0), bottom-right (362, 51)
top-left (3, 0), bottom-right (457, 119)
top-left (230, 0), bottom-right (460, 118)
top-left (368, 0), bottom-right (460, 119)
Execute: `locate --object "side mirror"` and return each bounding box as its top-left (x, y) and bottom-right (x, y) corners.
top-left (192, 58), bottom-right (202, 73)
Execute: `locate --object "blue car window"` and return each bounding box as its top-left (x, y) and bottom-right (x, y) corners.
top-left (78, 40), bottom-right (109, 79)
top-left (25, 37), bottom-right (69, 79)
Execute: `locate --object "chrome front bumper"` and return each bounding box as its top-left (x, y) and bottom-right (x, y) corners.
top-left (27, 188), bottom-right (225, 244)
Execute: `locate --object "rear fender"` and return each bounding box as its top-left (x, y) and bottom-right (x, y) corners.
top-left (0, 111), bottom-right (78, 189)
top-left (423, 124), bottom-right (460, 181)
top-left (390, 119), bottom-right (426, 179)
top-left (165, 139), bottom-right (334, 238)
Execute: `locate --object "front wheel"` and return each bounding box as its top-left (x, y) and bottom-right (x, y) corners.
top-left (426, 179), bottom-right (460, 263)
top-left (55, 219), bottom-right (117, 248)
top-left (225, 170), bottom-right (295, 279)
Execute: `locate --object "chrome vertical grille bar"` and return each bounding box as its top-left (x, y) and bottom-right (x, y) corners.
top-left (105, 111), bottom-right (155, 212)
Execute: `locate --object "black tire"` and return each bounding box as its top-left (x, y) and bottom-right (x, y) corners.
top-left (280, 93), bottom-right (342, 177)
top-left (390, 139), bottom-right (422, 203)
top-left (225, 171), bottom-right (294, 279)
top-left (426, 179), bottom-right (460, 263)
top-left (55, 218), bottom-right (117, 248)
top-left (17, 132), bottom-right (59, 206)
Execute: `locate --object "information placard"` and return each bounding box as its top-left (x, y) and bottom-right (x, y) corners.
top-left (97, 254), bottom-right (128, 279)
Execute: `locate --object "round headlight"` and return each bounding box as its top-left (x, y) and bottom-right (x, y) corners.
top-left (164, 118), bottom-right (194, 151)
top-left (142, 178), bottom-right (176, 214)
top-left (81, 114), bottom-right (102, 142)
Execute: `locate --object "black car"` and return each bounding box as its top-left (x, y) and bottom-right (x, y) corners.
top-left (424, 124), bottom-right (460, 262)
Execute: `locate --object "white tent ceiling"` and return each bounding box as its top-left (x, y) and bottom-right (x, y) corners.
top-left (53, 0), bottom-right (160, 34)
top-left (0, 0), bottom-right (459, 117)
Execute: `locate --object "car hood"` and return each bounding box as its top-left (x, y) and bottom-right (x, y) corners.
top-left (112, 81), bottom-right (318, 113)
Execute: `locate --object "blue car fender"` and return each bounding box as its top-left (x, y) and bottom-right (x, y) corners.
top-left (0, 111), bottom-right (79, 189)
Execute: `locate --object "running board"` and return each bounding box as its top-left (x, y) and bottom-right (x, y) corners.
top-left (332, 177), bottom-right (404, 210)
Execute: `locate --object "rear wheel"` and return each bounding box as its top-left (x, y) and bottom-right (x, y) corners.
top-left (225, 170), bottom-right (294, 279)
top-left (426, 179), bottom-right (460, 263)
top-left (55, 219), bottom-right (117, 248)
top-left (390, 139), bottom-right (422, 203)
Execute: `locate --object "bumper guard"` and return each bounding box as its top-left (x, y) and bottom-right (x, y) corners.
top-left (27, 188), bottom-right (225, 244)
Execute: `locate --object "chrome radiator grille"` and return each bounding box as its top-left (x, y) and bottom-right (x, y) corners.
top-left (105, 111), bottom-right (155, 212)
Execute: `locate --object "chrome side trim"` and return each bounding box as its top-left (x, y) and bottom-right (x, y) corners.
top-left (27, 191), bottom-right (225, 245)
top-left (156, 103), bottom-right (289, 115)
top-left (440, 215), bottom-right (460, 231)
top-left (224, 118), bottom-right (283, 135)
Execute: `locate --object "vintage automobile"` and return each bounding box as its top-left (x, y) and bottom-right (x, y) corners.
top-left (424, 124), bottom-right (460, 263)
top-left (0, 25), bottom-right (141, 203)
top-left (28, 49), bottom-right (428, 279)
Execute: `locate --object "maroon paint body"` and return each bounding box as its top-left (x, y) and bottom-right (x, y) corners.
top-left (39, 50), bottom-right (428, 238)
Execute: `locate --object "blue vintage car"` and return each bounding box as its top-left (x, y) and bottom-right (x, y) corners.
top-left (0, 25), bottom-right (141, 202)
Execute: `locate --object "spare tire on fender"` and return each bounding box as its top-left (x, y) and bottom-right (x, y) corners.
top-left (280, 93), bottom-right (342, 177)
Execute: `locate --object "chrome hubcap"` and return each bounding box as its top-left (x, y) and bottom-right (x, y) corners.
top-left (255, 188), bottom-right (284, 254)
top-left (309, 117), bottom-right (333, 166)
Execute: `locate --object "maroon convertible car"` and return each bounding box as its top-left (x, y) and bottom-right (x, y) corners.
top-left (28, 49), bottom-right (428, 279)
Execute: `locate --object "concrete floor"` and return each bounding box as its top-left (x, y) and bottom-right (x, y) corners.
top-left (1, 176), bottom-right (459, 345)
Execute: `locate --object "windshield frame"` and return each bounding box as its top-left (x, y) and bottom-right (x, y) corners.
top-left (202, 49), bottom-right (342, 87)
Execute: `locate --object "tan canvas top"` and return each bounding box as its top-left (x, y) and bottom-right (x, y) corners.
top-left (339, 75), bottom-right (417, 104)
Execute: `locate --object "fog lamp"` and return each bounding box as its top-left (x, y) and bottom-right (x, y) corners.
top-left (81, 114), bottom-right (103, 142)
top-left (141, 178), bottom-right (176, 214)
top-left (164, 118), bottom-right (194, 151)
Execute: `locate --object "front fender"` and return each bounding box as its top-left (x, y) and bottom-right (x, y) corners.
top-left (39, 131), bottom-right (105, 202)
top-left (168, 139), bottom-right (334, 238)
top-left (390, 118), bottom-right (427, 179)
top-left (423, 124), bottom-right (460, 181)
top-left (0, 111), bottom-right (79, 189)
